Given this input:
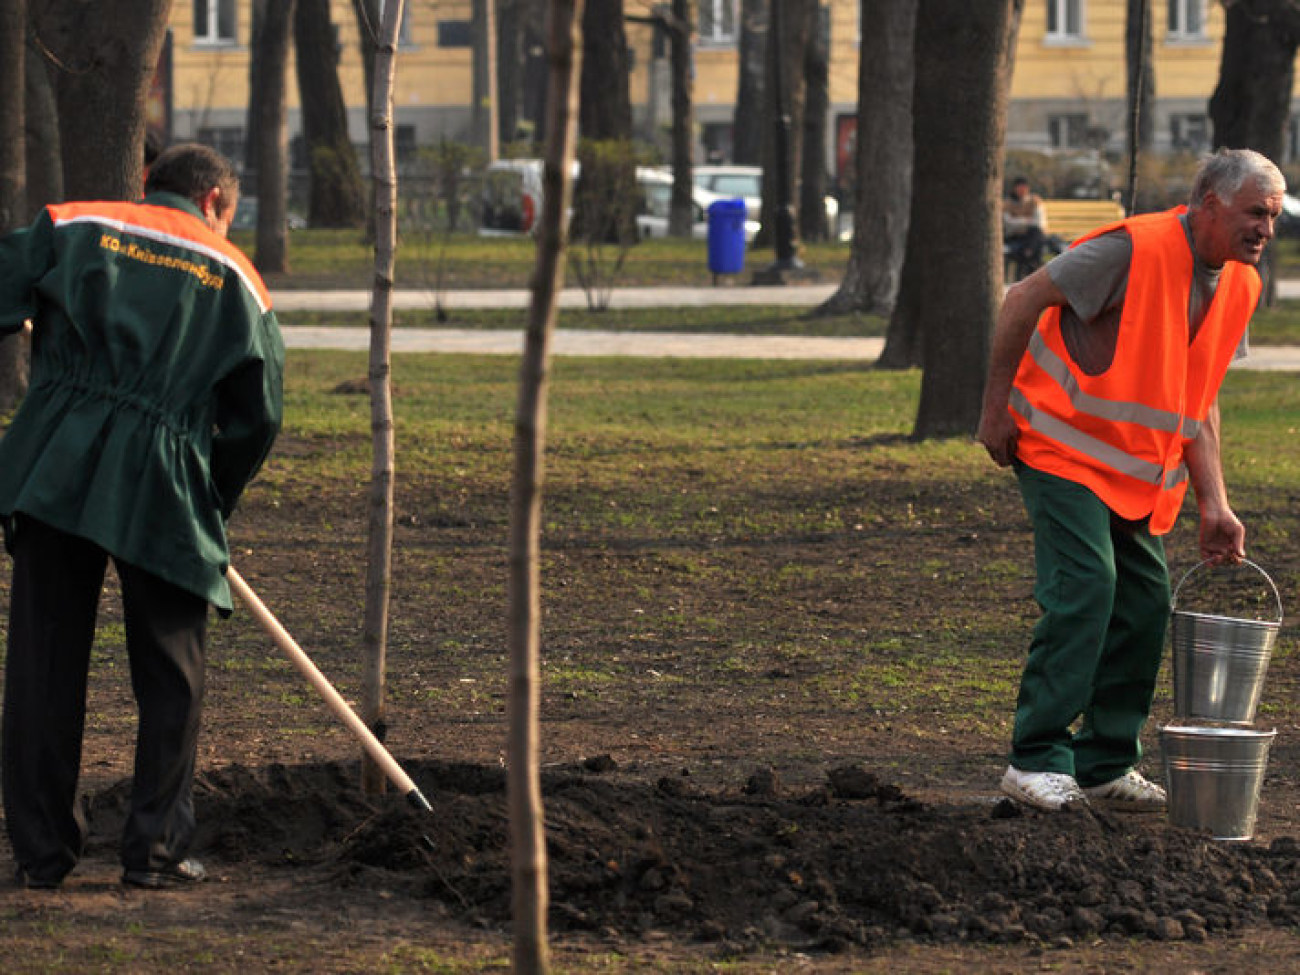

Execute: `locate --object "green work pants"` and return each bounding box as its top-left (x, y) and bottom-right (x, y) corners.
top-left (1010, 463), bottom-right (1171, 787)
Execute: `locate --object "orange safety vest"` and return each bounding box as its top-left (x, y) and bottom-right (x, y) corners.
top-left (1010, 207), bottom-right (1260, 535)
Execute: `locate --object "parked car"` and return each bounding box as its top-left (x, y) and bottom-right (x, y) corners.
top-left (231, 196), bottom-right (307, 231)
top-left (692, 164), bottom-right (842, 239)
top-left (634, 167), bottom-right (760, 242)
top-left (478, 159), bottom-right (760, 243)
top-left (1278, 193), bottom-right (1300, 237)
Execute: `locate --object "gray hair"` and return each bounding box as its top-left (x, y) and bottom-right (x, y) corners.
top-left (1189, 148), bottom-right (1285, 208)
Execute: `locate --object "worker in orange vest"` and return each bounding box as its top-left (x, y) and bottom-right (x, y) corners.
top-left (978, 148), bottom-right (1285, 813)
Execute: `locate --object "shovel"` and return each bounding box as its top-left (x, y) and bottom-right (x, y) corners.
top-left (226, 566), bottom-right (433, 816)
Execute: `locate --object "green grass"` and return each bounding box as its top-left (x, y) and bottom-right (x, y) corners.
top-left (239, 228), bottom-right (854, 292)
top-left (280, 303), bottom-right (887, 337)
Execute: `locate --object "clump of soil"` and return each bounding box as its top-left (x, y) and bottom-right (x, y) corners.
top-left (83, 759), bottom-right (1300, 952)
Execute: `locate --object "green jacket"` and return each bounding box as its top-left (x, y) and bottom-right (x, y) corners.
top-left (0, 192), bottom-right (284, 613)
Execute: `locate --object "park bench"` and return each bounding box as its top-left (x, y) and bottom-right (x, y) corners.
top-left (1042, 197), bottom-right (1127, 243)
top-left (1005, 196), bottom-right (1127, 281)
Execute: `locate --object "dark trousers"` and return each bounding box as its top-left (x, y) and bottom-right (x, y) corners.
top-left (3, 516), bottom-right (208, 882)
top-left (1010, 465), bottom-right (1171, 786)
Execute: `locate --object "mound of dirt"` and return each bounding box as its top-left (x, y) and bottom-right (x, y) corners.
top-left (82, 759), bottom-right (1300, 953)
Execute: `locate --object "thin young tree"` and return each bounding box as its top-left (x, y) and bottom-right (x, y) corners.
top-left (358, 0), bottom-right (406, 796)
top-left (508, 1), bottom-right (584, 969)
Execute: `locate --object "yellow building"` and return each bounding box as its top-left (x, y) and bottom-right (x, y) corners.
top-left (164, 0), bottom-right (1295, 178)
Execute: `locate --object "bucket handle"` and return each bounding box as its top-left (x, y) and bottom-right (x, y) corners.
top-left (1172, 558), bottom-right (1283, 623)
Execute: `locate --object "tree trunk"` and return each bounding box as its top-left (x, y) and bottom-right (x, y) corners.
top-left (757, 0), bottom-right (814, 251)
top-left (34, 0), bottom-right (172, 202)
top-left (1209, 0), bottom-right (1300, 307)
top-left (799, 6), bottom-right (830, 242)
top-left (1210, 0), bottom-right (1300, 161)
top-left (497, 0), bottom-right (524, 146)
top-left (509, 1), bottom-right (584, 970)
top-left (733, 0), bottom-right (767, 164)
top-left (360, 0), bottom-right (404, 799)
top-left (819, 0), bottom-right (915, 319)
top-left (1124, 0), bottom-right (1155, 212)
top-left (295, 0), bottom-right (367, 228)
top-left (0, 0), bottom-right (28, 413)
top-left (351, 0), bottom-right (380, 122)
top-left (668, 0), bottom-right (694, 237)
top-left (911, 0), bottom-right (1022, 440)
top-left (250, 0), bottom-right (296, 274)
top-left (575, 0), bottom-right (633, 243)
top-left (578, 0), bottom-right (630, 140)
top-left (520, 0), bottom-right (551, 146)
top-left (25, 38), bottom-right (62, 219)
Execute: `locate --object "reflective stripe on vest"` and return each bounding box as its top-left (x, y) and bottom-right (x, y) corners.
top-left (1010, 385), bottom-right (1189, 488)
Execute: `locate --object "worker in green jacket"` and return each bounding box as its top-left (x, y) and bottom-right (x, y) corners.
top-left (0, 143), bottom-right (284, 890)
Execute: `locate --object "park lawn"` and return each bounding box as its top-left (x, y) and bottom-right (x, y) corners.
top-left (0, 351), bottom-right (1298, 972)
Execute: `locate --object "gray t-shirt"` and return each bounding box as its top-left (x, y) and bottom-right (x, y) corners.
top-left (1046, 214), bottom-right (1246, 376)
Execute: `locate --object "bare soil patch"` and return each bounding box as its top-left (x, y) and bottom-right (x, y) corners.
top-left (3, 432), bottom-right (1300, 972)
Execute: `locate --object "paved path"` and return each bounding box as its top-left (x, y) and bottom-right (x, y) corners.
top-left (273, 282), bottom-right (1300, 369)
top-left (271, 284), bottom-right (840, 312)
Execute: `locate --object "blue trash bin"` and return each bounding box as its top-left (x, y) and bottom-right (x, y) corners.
top-left (707, 198), bottom-right (747, 276)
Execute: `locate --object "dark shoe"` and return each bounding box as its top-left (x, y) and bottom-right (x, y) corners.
top-left (14, 866), bottom-right (62, 890)
top-left (122, 858), bottom-right (207, 889)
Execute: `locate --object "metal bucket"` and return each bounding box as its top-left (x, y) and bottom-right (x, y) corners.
top-left (1160, 725), bottom-right (1276, 841)
top-left (1170, 560), bottom-right (1282, 725)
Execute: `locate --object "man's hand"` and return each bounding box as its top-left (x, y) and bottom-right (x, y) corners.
top-left (1199, 505), bottom-right (1245, 565)
top-left (977, 407), bottom-right (1019, 467)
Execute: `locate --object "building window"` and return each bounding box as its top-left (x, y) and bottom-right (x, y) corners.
top-left (193, 0), bottom-right (237, 45)
top-left (1167, 0), bottom-right (1205, 40)
top-left (1048, 114), bottom-right (1088, 148)
top-left (1045, 0), bottom-right (1084, 42)
top-left (197, 126), bottom-right (244, 164)
top-left (438, 19), bottom-right (472, 47)
top-left (698, 0), bottom-right (738, 46)
top-left (395, 124), bottom-right (417, 163)
top-left (1170, 114), bottom-right (1210, 152)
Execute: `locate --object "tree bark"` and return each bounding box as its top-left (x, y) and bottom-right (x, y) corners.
top-left (574, 0), bottom-right (634, 243)
top-left (819, 0), bottom-right (915, 320)
top-left (295, 0), bottom-right (367, 228)
top-left (34, 0), bottom-right (171, 202)
top-left (0, 0), bottom-right (29, 412)
top-left (668, 0), bottom-right (695, 237)
top-left (910, 0), bottom-right (1022, 440)
top-left (25, 37), bottom-right (62, 219)
top-left (1209, 0), bottom-right (1300, 162)
top-left (509, 2), bottom-right (584, 970)
top-left (360, 0), bottom-right (404, 799)
top-left (799, 6), bottom-right (830, 242)
top-left (578, 0), bottom-right (630, 140)
top-left (757, 0), bottom-right (814, 250)
top-left (733, 0), bottom-right (767, 164)
top-left (250, 0), bottom-right (296, 274)
top-left (351, 0), bottom-right (380, 123)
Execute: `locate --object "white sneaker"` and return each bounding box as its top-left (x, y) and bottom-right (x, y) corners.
top-left (1081, 769), bottom-right (1166, 809)
top-left (999, 765), bottom-right (1088, 811)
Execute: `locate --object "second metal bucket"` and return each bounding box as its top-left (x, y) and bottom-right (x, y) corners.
top-left (1160, 725), bottom-right (1276, 841)
top-left (1170, 560), bottom-right (1282, 725)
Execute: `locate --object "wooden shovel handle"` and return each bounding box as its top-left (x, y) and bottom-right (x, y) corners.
top-left (226, 566), bottom-right (431, 811)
